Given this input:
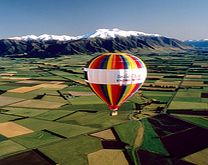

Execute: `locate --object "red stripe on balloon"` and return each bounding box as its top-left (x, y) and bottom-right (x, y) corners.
top-left (110, 84), bottom-right (124, 106)
top-left (113, 54), bottom-right (125, 69)
top-left (89, 55), bottom-right (108, 69)
top-left (89, 83), bottom-right (111, 105)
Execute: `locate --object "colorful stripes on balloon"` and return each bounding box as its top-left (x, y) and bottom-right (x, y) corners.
top-left (85, 53), bottom-right (147, 111)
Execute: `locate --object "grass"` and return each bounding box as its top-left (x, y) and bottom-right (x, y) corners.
top-left (142, 91), bottom-right (174, 96)
top-left (12, 131), bottom-right (62, 149)
top-left (35, 110), bottom-right (74, 121)
top-left (140, 118), bottom-right (169, 156)
top-left (47, 124), bottom-right (98, 138)
top-left (175, 91), bottom-right (201, 98)
top-left (9, 99), bottom-right (66, 109)
top-left (1, 107), bottom-right (48, 117)
top-left (173, 97), bottom-right (201, 102)
top-left (0, 140), bottom-right (26, 157)
top-left (61, 85), bottom-right (91, 92)
top-left (168, 101), bottom-right (208, 110)
top-left (58, 111), bottom-right (129, 129)
top-left (15, 118), bottom-right (66, 131)
top-left (1, 54), bottom-right (208, 162)
top-left (147, 96), bottom-right (171, 103)
top-left (2, 91), bottom-right (38, 99)
top-left (0, 85), bottom-right (20, 91)
top-left (41, 95), bottom-right (67, 103)
top-left (39, 135), bottom-right (102, 165)
top-left (114, 121), bottom-right (141, 146)
top-left (69, 95), bottom-right (104, 105)
top-left (0, 114), bottom-right (23, 123)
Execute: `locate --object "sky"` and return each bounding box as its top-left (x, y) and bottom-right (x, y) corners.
top-left (0, 0), bottom-right (207, 40)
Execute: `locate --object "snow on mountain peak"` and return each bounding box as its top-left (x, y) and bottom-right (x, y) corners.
top-left (8, 28), bottom-right (161, 41)
top-left (9, 34), bottom-right (80, 41)
top-left (82, 28), bottom-right (161, 39)
top-left (186, 39), bottom-right (208, 42)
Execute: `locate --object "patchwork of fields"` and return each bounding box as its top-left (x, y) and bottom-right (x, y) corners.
top-left (0, 52), bottom-right (208, 165)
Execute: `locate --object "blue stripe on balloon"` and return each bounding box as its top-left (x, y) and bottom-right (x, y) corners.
top-left (115, 85), bottom-right (127, 105)
top-left (100, 55), bottom-right (110, 69)
top-left (100, 84), bottom-right (111, 105)
top-left (119, 55), bottom-right (128, 69)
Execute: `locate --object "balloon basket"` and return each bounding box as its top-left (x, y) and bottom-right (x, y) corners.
top-left (110, 110), bottom-right (118, 116)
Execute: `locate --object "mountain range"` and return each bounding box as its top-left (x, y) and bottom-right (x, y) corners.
top-left (0, 28), bottom-right (192, 57)
top-left (185, 39), bottom-right (208, 48)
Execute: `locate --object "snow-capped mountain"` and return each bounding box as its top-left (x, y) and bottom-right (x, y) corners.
top-left (9, 34), bottom-right (82, 41)
top-left (0, 28), bottom-right (192, 57)
top-left (81, 28), bottom-right (161, 39)
top-left (8, 28), bottom-right (161, 41)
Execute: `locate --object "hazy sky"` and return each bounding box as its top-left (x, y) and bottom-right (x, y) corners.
top-left (0, 0), bottom-right (207, 40)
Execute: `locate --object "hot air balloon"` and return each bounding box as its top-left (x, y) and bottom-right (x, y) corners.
top-left (84, 53), bottom-right (147, 116)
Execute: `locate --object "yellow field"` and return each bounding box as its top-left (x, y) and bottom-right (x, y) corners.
top-left (88, 149), bottom-right (129, 165)
top-left (0, 122), bottom-right (33, 138)
top-left (183, 148), bottom-right (208, 165)
top-left (90, 129), bottom-right (116, 140)
top-left (34, 83), bottom-right (67, 89)
top-left (154, 80), bottom-right (180, 87)
top-left (0, 73), bottom-right (15, 76)
top-left (0, 96), bottom-right (25, 106)
top-left (185, 75), bottom-right (202, 78)
top-left (8, 86), bottom-right (40, 93)
top-left (182, 81), bottom-right (205, 87)
top-left (134, 124), bottom-right (144, 147)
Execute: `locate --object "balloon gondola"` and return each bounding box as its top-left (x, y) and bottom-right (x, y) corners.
top-left (84, 53), bottom-right (147, 116)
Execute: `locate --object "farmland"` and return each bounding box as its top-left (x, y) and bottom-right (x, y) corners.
top-left (0, 51), bottom-right (208, 165)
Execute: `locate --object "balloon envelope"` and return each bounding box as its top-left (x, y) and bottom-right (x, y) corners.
top-left (84, 53), bottom-right (147, 112)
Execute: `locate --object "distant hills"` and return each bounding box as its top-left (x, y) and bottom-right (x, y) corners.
top-left (0, 28), bottom-right (192, 57)
top-left (185, 39), bottom-right (208, 48)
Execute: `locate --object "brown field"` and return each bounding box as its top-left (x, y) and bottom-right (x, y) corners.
top-left (47, 81), bottom-right (64, 84)
top-left (8, 86), bottom-right (40, 93)
top-left (3, 77), bottom-right (30, 80)
top-left (154, 80), bottom-right (180, 87)
top-left (73, 80), bottom-right (87, 85)
top-left (17, 80), bottom-right (44, 84)
top-left (183, 148), bottom-right (208, 165)
top-left (69, 91), bottom-right (95, 97)
top-left (0, 122), bottom-right (33, 138)
top-left (9, 99), bottom-right (65, 109)
top-left (185, 75), bottom-right (202, 79)
top-left (90, 129), bottom-right (116, 140)
top-left (88, 149), bottom-right (129, 165)
top-left (0, 96), bottom-right (25, 106)
top-left (182, 81), bottom-right (205, 87)
top-left (148, 75), bottom-right (163, 79)
top-left (34, 83), bottom-right (67, 89)
top-left (134, 124), bottom-right (144, 147)
top-left (143, 82), bottom-right (153, 86)
top-left (0, 73), bottom-right (15, 76)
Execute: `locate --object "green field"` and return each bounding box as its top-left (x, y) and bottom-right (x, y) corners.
top-left (0, 52), bottom-right (208, 164)
top-left (140, 118), bottom-right (169, 156)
